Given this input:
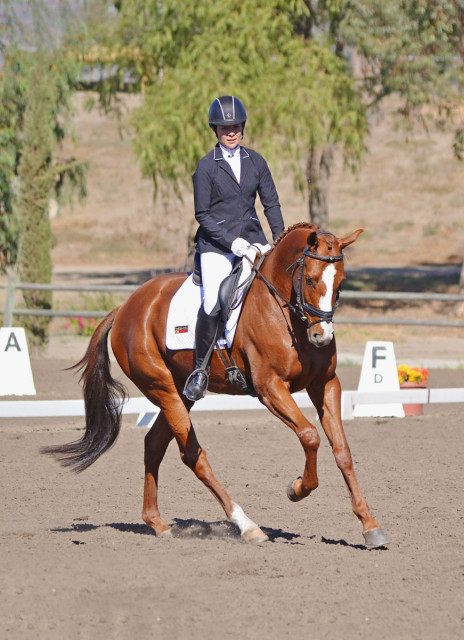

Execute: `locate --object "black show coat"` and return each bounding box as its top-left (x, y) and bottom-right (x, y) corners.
top-left (193, 144), bottom-right (284, 255)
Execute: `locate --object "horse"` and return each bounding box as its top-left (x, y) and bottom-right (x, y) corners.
top-left (43, 222), bottom-right (389, 548)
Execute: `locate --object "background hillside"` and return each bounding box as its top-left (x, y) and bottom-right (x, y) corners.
top-left (52, 94), bottom-right (464, 274)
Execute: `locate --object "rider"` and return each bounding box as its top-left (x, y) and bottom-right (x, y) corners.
top-left (184, 95), bottom-right (285, 402)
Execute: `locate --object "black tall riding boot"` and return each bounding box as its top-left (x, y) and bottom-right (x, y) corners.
top-left (183, 306), bottom-right (220, 401)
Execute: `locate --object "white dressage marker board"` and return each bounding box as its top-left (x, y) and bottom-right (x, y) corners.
top-left (352, 341), bottom-right (404, 418)
top-left (0, 327), bottom-right (36, 396)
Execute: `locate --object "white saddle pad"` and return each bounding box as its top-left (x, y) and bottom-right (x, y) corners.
top-left (166, 247), bottom-right (260, 350)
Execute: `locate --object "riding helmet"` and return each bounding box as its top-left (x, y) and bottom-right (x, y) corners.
top-left (208, 96), bottom-right (247, 128)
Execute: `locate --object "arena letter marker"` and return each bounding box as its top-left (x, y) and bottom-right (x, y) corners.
top-left (0, 327), bottom-right (36, 396)
top-left (352, 341), bottom-right (404, 418)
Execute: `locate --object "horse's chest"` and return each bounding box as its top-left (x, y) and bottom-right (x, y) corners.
top-left (284, 348), bottom-right (336, 389)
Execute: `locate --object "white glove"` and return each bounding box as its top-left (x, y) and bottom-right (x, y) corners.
top-left (231, 237), bottom-right (251, 257)
top-left (253, 243), bottom-right (272, 255)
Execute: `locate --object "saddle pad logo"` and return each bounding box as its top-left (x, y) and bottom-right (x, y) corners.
top-left (175, 325), bottom-right (189, 334)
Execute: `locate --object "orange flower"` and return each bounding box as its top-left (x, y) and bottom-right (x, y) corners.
top-left (398, 364), bottom-right (429, 384)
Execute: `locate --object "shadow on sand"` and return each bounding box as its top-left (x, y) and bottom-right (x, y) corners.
top-left (50, 518), bottom-right (303, 544)
top-left (321, 536), bottom-right (388, 551)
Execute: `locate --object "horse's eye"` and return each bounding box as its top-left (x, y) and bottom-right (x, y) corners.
top-left (305, 276), bottom-right (314, 286)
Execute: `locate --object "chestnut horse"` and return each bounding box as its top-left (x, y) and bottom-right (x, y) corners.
top-left (43, 223), bottom-right (389, 548)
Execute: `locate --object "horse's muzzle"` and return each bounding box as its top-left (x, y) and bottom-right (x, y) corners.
top-left (307, 322), bottom-right (334, 348)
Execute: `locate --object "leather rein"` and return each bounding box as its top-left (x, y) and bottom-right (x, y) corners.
top-left (247, 235), bottom-right (344, 329)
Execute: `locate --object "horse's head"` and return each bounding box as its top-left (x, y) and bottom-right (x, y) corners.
top-left (284, 226), bottom-right (363, 348)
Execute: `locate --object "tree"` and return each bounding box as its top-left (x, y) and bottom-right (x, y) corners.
top-left (337, 0), bottom-right (464, 315)
top-left (83, 0), bottom-right (367, 230)
top-left (16, 60), bottom-right (54, 348)
top-left (0, 0), bottom-right (87, 272)
top-left (83, 1), bottom-right (464, 230)
top-left (277, 0), bottom-right (464, 226)
top-left (0, 47), bottom-right (26, 268)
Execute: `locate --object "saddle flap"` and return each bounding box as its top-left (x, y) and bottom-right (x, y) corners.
top-left (218, 259), bottom-right (243, 321)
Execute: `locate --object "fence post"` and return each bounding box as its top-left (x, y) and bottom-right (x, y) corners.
top-left (3, 274), bottom-right (16, 327)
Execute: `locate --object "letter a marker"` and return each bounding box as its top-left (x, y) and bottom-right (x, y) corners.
top-left (0, 328), bottom-right (36, 395)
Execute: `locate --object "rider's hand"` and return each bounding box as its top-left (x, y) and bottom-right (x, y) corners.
top-left (254, 243), bottom-right (272, 255)
top-left (231, 237), bottom-right (251, 257)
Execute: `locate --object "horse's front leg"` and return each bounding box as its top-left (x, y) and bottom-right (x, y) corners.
top-left (309, 375), bottom-right (390, 548)
top-left (258, 378), bottom-right (321, 501)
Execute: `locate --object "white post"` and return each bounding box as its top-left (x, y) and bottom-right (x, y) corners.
top-left (0, 327), bottom-right (36, 396)
top-left (352, 341), bottom-right (404, 418)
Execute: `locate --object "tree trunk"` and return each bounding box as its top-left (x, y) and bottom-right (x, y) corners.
top-left (307, 143), bottom-right (335, 229)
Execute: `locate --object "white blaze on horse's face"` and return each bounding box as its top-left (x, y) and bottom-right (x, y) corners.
top-left (309, 263), bottom-right (336, 347)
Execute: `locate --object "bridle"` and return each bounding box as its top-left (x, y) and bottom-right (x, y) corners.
top-left (247, 233), bottom-right (344, 329)
top-left (290, 243), bottom-right (344, 328)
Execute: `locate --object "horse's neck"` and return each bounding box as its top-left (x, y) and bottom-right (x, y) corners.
top-left (259, 245), bottom-right (294, 296)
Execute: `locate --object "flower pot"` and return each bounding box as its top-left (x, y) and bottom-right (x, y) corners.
top-left (400, 381), bottom-right (427, 416)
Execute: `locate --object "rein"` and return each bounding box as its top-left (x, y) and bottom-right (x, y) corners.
top-left (246, 235), bottom-right (344, 329)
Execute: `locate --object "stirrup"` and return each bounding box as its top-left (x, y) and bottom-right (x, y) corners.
top-left (183, 368), bottom-right (210, 402)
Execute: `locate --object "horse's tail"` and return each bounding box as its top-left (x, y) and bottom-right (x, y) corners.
top-left (41, 307), bottom-right (127, 473)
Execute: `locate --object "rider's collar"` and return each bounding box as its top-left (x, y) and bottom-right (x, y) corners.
top-left (219, 143), bottom-right (241, 159)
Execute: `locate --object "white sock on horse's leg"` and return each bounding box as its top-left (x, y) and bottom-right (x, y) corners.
top-left (229, 503), bottom-right (268, 543)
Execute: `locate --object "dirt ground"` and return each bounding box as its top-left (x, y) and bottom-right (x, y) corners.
top-left (1, 350), bottom-right (463, 640)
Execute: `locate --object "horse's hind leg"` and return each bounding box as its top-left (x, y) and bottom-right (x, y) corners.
top-left (159, 391), bottom-right (268, 543)
top-left (142, 412), bottom-right (174, 536)
top-left (309, 376), bottom-right (390, 548)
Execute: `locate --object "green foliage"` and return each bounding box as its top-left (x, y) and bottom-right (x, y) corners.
top-left (338, 1), bottom-right (464, 128)
top-left (0, 47), bottom-right (28, 267)
top-left (64, 316), bottom-right (99, 337)
top-left (84, 0), bottom-right (464, 226)
top-left (16, 60), bottom-right (55, 348)
top-left (75, 291), bottom-right (120, 312)
top-left (0, 1), bottom-right (88, 271)
top-left (91, 0), bottom-right (366, 205)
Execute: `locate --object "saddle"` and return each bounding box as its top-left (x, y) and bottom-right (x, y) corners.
top-left (193, 250), bottom-right (262, 395)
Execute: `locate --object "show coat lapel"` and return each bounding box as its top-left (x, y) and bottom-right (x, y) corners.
top-left (218, 158), bottom-right (239, 185)
top-left (239, 147), bottom-right (250, 186)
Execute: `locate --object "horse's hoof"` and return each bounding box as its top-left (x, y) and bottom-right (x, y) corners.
top-left (150, 524), bottom-right (172, 537)
top-left (363, 528), bottom-right (390, 549)
top-left (242, 526), bottom-right (269, 544)
top-left (287, 478), bottom-right (304, 502)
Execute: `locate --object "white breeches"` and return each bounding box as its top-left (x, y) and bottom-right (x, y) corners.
top-left (200, 251), bottom-right (235, 315)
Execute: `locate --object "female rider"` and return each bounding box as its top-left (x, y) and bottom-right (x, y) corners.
top-left (184, 95), bottom-right (285, 401)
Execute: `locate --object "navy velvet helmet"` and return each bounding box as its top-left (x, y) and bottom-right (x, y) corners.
top-left (208, 96), bottom-right (247, 128)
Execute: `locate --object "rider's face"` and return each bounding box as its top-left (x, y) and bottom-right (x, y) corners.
top-left (216, 124), bottom-right (243, 149)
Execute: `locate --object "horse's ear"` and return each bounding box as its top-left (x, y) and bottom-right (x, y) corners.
top-left (338, 229), bottom-right (363, 250)
top-left (307, 231), bottom-right (319, 250)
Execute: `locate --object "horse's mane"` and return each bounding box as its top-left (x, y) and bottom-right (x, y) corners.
top-left (272, 222), bottom-right (322, 251)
